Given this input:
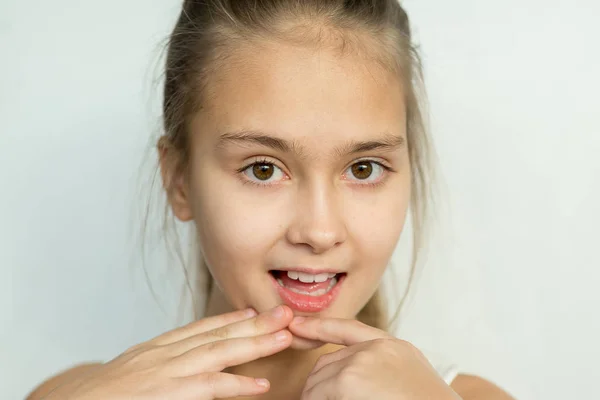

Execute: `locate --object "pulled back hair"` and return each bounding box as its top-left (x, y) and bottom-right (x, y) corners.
top-left (156, 0), bottom-right (434, 331)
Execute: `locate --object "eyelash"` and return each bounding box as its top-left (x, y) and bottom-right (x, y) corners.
top-left (350, 161), bottom-right (394, 188)
top-left (353, 160), bottom-right (395, 188)
top-left (236, 157), bottom-right (394, 188)
top-left (236, 157), bottom-right (287, 188)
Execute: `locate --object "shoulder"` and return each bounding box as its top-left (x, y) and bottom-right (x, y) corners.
top-left (26, 363), bottom-right (102, 400)
top-left (450, 374), bottom-right (516, 400)
top-left (416, 350), bottom-right (514, 399)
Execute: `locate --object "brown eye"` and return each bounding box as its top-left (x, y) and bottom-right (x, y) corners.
top-left (344, 161), bottom-right (386, 184)
top-left (242, 161), bottom-right (285, 184)
top-left (252, 163), bottom-right (274, 180)
top-left (351, 162), bottom-right (373, 179)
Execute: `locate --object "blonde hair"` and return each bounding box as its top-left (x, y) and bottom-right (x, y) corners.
top-left (154, 0), bottom-right (434, 332)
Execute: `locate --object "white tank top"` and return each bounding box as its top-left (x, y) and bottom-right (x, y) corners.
top-left (432, 361), bottom-right (460, 385)
top-left (390, 328), bottom-right (460, 384)
top-left (424, 352), bottom-right (460, 385)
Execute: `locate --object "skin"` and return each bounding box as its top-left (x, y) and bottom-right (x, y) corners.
top-left (26, 311), bottom-right (513, 400)
top-left (178, 38), bottom-right (410, 395)
top-left (166, 39), bottom-right (514, 399)
top-left (26, 39), bottom-right (515, 400)
top-left (185, 39), bottom-right (409, 343)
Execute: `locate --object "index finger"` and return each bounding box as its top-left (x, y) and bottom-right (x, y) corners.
top-left (152, 308), bottom-right (257, 345)
top-left (288, 317), bottom-right (391, 346)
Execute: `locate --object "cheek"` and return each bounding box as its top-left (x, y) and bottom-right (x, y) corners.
top-left (348, 186), bottom-right (410, 267)
top-left (339, 186), bottom-right (409, 315)
top-left (188, 167), bottom-right (288, 280)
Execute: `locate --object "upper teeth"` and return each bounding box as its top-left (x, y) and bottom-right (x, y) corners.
top-left (287, 271), bottom-right (337, 283)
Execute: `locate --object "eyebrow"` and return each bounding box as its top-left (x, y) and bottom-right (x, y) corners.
top-left (334, 133), bottom-right (406, 156)
top-left (217, 130), bottom-right (296, 153)
top-left (216, 130), bottom-right (405, 157)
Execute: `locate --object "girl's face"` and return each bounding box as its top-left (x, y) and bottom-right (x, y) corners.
top-left (172, 40), bottom-right (410, 322)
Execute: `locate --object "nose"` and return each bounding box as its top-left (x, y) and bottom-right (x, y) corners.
top-left (285, 182), bottom-right (347, 254)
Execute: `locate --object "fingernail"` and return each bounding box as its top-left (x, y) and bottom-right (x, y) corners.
top-left (293, 316), bottom-right (306, 325)
top-left (272, 305), bottom-right (285, 318)
top-left (275, 330), bottom-right (288, 342)
top-left (245, 308), bottom-right (257, 317)
top-left (255, 378), bottom-right (270, 388)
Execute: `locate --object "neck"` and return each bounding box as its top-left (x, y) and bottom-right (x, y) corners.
top-left (204, 286), bottom-right (343, 399)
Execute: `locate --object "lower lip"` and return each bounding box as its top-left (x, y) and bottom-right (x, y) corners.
top-left (270, 273), bottom-right (345, 313)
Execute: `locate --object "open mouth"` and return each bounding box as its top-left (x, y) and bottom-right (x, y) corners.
top-left (269, 270), bottom-right (346, 312)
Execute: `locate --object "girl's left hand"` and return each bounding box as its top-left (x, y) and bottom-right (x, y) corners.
top-left (288, 317), bottom-right (462, 400)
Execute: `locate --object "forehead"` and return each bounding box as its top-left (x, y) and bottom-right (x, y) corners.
top-left (194, 40), bottom-right (406, 147)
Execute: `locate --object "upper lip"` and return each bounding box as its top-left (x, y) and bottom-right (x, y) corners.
top-left (271, 267), bottom-right (344, 274)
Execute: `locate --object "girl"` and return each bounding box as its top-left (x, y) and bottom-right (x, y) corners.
top-left (29, 1), bottom-right (514, 399)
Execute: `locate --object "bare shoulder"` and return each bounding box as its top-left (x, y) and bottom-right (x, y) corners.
top-left (26, 363), bottom-right (102, 400)
top-left (450, 374), bottom-right (516, 400)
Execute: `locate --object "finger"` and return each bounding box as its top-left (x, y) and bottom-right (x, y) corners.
top-left (290, 335), bottom-right (326, 350)
top-left (289, 317), bottom-right (390, 346)
top-left (170, 305), bottom-right (293, 355)
top-left (170, 329), bottom-right (293, 375)
top-left (301, 367), bottom-right (343, 400)
top-left (301, 380), bottom-right (337, 400)
top-left (311, 345), bottom-right (355, 375)
top-left (304, 358), bottom-right (346, 394)
top-left (152, 308), bottom-right (257, 346)
top-left (180, 372), bottom-right (270, 399)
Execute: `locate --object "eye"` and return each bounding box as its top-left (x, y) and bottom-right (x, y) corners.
top-left (344, 160), bottom-right (386, 183)
top-left (242, 161), bottom-right (286, 184)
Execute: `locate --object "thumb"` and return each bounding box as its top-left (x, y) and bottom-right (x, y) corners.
top-left (289, 317), bottom-right (389, 346)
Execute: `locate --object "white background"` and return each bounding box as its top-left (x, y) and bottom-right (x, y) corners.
top-left (2, 0), bottom-right (599, 399)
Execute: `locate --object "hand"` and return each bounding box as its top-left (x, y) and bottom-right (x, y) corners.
top-left (43, 306), bottom-right (294, 400)
top-left (289, 317), bottom-right (461, 400)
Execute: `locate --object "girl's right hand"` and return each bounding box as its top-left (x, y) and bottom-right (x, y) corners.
top-left (41, 305), bottom-right (294, 400)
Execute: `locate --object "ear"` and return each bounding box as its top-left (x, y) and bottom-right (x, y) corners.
top-left (158, 137), bottom-right (194, 222)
